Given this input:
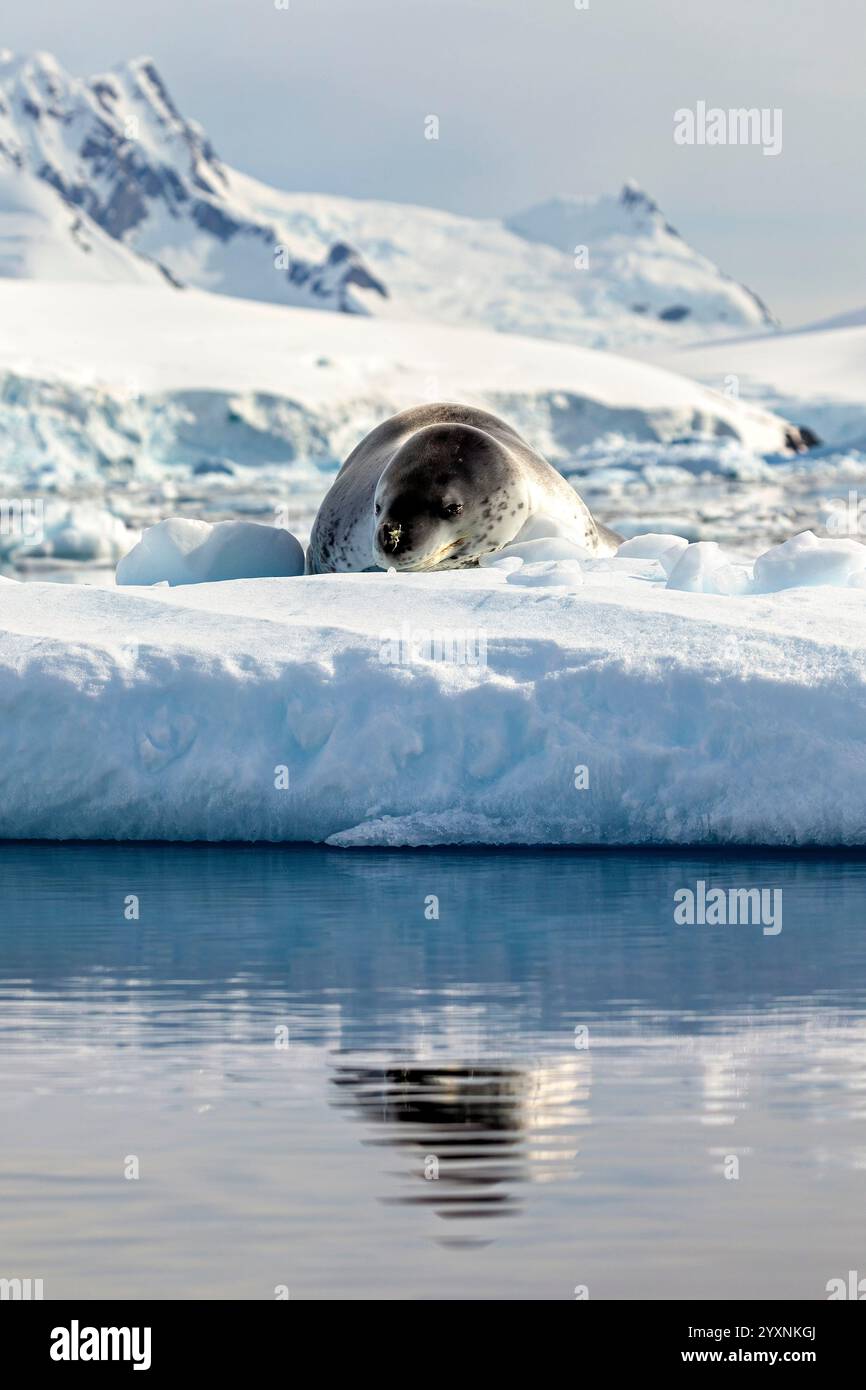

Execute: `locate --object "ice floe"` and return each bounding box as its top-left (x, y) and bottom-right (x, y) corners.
top-left (0, 528), bottom-right (863, 845)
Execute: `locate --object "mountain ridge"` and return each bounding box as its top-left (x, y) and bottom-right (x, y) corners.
top-left (0, 49), bottom-right (386, 312)
top-left (0, 49), bottom-right (778, 348)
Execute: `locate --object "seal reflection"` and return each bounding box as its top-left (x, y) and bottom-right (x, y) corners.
top-left (330, 1057), bottom-right (586, 1228)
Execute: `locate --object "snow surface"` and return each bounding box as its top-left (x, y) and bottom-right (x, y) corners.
top-left (751, 530), bottom-right (866, 593)
top-left (616, 532), bottom-right (689, 569)
top-left (800, 305), bottom-right (866, 333)
top-left (1, 531), bottom-right (865, 845)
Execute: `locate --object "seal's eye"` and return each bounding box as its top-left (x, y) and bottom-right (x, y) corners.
top-left (375, 503), bottom-right (382, 515)
top-left (442, 502), bottom-right (463, 519)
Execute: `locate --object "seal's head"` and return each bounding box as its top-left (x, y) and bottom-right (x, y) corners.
top-left (372, 423), bottom-right (528, 570)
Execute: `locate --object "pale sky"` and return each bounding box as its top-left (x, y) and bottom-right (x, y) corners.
top-left (1, 0), bottom-right (863, 325)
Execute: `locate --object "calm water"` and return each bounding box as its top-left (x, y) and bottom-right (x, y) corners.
top-left (1, 842), bottom-right (865, 1301)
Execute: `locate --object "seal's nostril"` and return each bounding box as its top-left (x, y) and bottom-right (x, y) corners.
top-left (380, 521), bottom-right (404, 553)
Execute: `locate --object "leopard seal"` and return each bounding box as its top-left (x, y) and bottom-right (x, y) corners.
top-left (307, 403), bottom-right (621, 572)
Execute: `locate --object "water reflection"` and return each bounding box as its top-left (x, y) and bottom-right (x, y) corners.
top-left (331, 1056), bottom-right (588, 1225)
top-left (1, 842), bottom-right (865, 1298)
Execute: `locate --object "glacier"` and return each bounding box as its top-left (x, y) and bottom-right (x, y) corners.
top-left (0, 281), bottom-right (818, 576)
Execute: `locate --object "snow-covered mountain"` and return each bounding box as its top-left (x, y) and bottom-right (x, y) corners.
top-left (0, 50), bottom-right (777, 347)
top-left (226, 171), bottom-right (777, 349)
top-left (506, 183), bottom-right (776, 333)
top-left (0, 166), bottom-right (172, 283)
top-left (800, 305), bottom-right (866, 333)
top-left (0, 49), bottom-right (386, 312)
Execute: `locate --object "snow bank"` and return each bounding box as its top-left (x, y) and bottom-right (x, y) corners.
top-left (116, 518), bottom-right (304, 586)
top-left (1, 530), bottom-right (866, 846)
